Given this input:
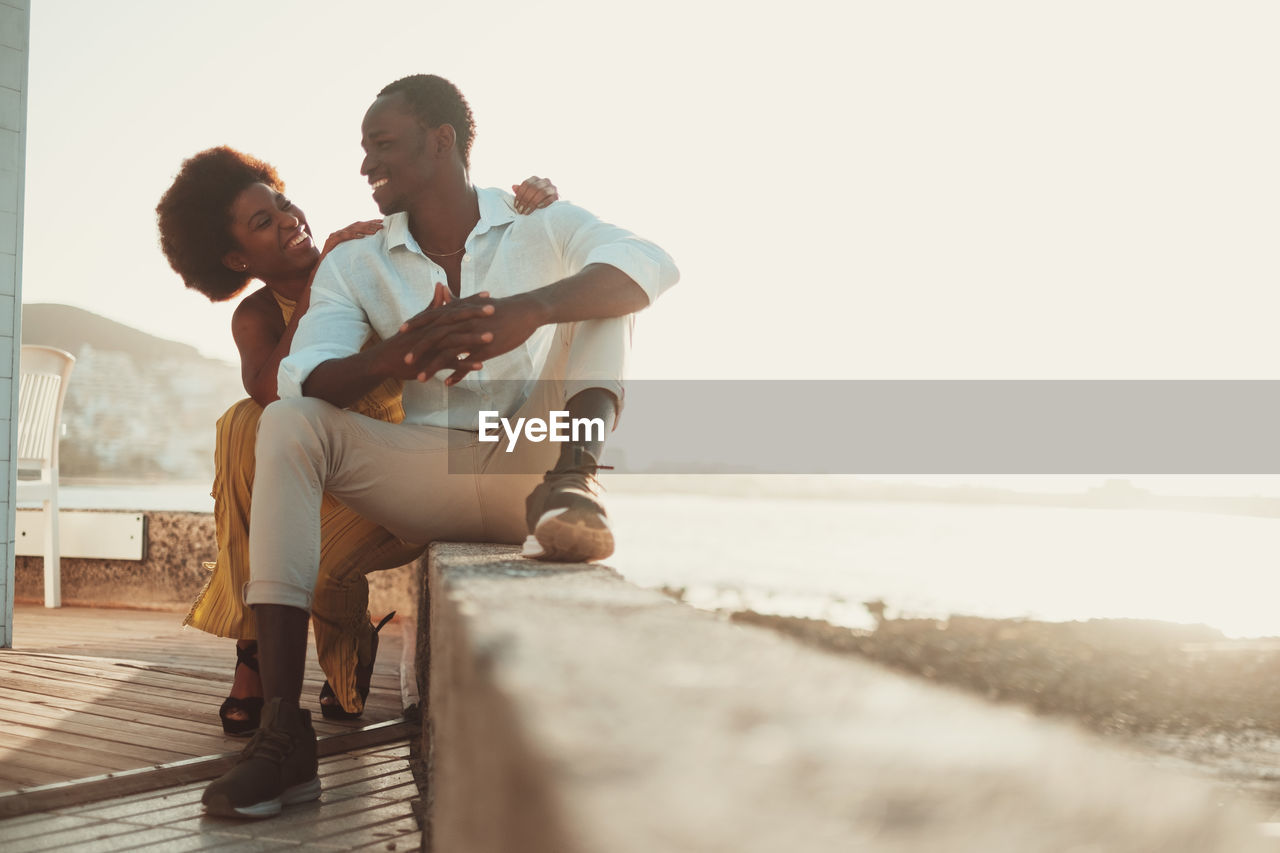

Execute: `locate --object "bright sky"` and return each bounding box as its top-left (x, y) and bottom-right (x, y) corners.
top-left (22, 0), bottom-right (1280, 383)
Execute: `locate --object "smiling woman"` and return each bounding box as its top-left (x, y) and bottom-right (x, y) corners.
top-left (154, 146), bottom-right (561, 734)
top-left (155, 145), bottom-right (417, 733)
top-left (222, 184), bottom-right (318, 298)
top-left (156, 147), bottom-right (286, 303)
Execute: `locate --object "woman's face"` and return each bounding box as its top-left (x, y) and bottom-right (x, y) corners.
top-left (222, 182), bottom-right (319, 285)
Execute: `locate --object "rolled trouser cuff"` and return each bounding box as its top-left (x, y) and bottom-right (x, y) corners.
top-left (244, 579), bottom-right (313, 611)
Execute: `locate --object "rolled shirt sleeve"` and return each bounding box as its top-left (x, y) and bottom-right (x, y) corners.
top-left (276, 256), bottom-right (373, 400)
top-left (544, 202), bottom-right (679, 305)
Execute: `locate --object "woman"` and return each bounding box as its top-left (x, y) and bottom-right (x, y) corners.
top-left (155, 146), bottom-right (556, 733)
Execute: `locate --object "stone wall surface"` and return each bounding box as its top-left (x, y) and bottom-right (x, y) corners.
top-left (15, 510), bottom-right (418, 621)
top-left (423, 543), bottom-right (1275, 853)
top-left (15, 510), bottom-right (214, 607)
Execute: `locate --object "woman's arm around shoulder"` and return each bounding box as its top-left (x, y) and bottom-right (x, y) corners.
top-left (231, 286), bottom-right (301, 407)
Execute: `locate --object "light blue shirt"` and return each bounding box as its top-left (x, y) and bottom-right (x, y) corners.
top-left (278, 187), bottom-right (678, 428)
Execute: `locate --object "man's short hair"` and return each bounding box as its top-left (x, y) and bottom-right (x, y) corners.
top-left (156, 146), bottom-right (284, 302)
top-left (378, 74), bottom-right (476, 169)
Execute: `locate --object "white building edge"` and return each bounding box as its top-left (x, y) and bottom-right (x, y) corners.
top-left (1, 0), bottom-right (30, 647)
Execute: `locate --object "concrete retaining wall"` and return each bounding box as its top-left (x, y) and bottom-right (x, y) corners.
top-left (15, 510), bottom-right (214, 608)
top-left (421, 543), bottom-right (1273, 853)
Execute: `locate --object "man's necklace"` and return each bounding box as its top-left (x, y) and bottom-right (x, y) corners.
top-left (423, 244), bottom-right (466, 257)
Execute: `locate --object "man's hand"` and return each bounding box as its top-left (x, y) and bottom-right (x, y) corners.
top-left (302, 284), bottom-right (496, 405)
top-left (379, 324), bottom-right (492, 383)
top-left (381, 283), bottom-right (496, 383)
top-left (399, 291), bottom-right (550, 385)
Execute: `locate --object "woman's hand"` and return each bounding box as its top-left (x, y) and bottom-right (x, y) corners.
top-left (306, 220), bottom-right (383, 291)
top-left (321, 219), bottom-right (383, 255)
top-left (511, 176), bottom-right (559, 215)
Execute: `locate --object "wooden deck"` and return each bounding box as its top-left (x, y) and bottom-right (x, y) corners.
top-left (0, 604), bottom-right (411, 797)
top-left (0, 741), bottom-right (423, 852)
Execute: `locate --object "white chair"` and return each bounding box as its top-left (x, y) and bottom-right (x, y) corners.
top-left (17, 345), bottom-right (75, 608)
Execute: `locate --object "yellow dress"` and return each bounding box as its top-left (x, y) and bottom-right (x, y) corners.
top-left (184, 292), bottom-right (426, 714)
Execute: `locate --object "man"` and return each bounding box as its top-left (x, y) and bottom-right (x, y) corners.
top-left (201, 74), bottom-right (677, 818)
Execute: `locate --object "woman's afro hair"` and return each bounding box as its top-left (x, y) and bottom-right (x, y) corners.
top-left (155, 146), bottom-right (284, 301)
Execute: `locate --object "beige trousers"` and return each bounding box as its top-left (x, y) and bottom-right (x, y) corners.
top-left (245, 315), bottom-right (630, 610)
top-left (185, 398), bottom-right (424, 713)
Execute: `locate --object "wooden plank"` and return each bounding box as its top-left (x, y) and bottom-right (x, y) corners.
top-left (6, 650), bottom-right (370, 702)
top-left (0, 720), bottom-right (417, 818)
top-left (6, 648), bottom-right (222, 670)
top-left (12, 653), bottom-right (399, 708)
top-left (0, 605), bottom-right (410, 799)
top-left (0, 725), bottom-right (179, 765)
top-left (0, 672), bottom-right (221, 724)
top-left (0, 764), bottom-right (66, 789)
top-left (1, 659), bottom-right (229, 702)
top-left (0, 679), bottom-right (398, 745)
top-left (0, 745), bottom-right (111, 780)
top-left (0, 719), bottom-right (178, 765)
top-left (1, 680), bottom-right (244, 747)
top-left (0, 698), bottom-right (222, 755)
top-left (1, 685), bottom-right (234, 743)
top-left (9, 605), bottom-right (197, 649)
top-left (4, 675), bottom-right (395, 744)
top-left (5, 655), bottom-right (228, 695)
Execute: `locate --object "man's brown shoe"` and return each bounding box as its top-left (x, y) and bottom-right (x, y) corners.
top-left (202, 698), bottom-right (321, 819)
top-left (522, 447), bottom-right (613, 562)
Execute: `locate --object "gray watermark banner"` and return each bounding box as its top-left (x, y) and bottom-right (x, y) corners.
top-left (446, 380), bottom-right (1280, 475)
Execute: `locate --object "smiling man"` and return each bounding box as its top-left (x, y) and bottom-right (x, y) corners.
top-left (201, 74), bottom-right (677, 819)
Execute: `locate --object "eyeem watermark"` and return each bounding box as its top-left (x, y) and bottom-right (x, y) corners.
top-left (478, 410), bottom-right (605, 453)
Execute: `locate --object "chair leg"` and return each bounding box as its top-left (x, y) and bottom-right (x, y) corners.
top-left (43, 497), bottom-right (60, 608)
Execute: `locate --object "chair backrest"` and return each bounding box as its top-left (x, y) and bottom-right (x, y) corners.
top-left (18, 345), bottom-right (76, 475)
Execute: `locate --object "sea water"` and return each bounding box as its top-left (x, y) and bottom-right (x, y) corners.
top-left (50, 483), bottom-right (1280, 638)
top-left (607, 493), bottom-right (1280, 638)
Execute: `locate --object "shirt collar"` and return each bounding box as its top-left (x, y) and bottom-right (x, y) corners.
top-left (382, 187), bottom-right (516, 254)
top-left (383, 212), bottom-right (416, 252)
top-left (472, 186), bottom-right (517, 237)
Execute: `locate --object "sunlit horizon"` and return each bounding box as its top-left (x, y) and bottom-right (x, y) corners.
top-left (22, 1), bottom-right (1280, 382)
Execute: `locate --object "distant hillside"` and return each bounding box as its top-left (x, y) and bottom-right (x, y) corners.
top-left (18, 303), bottom-right (244, 481)
top-left (21, 303), bottom-right (216, 366)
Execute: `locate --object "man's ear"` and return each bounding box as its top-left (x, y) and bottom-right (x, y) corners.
top-left (222, 251), bottom-right (249, 274)
top-left (432, 123), bottom-right (457, 158)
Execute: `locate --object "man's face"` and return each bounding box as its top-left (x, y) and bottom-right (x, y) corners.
top-left (360, 93), bottom-right (434, 215)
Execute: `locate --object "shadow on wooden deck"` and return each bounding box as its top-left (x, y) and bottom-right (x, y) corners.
top-left (0, 605), bottom-right (415, 816)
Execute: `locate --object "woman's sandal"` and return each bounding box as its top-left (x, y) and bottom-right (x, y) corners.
top-left (218, 640), bottom-right (264, 737)
top-left (319, 611), bottom-right (396, 720)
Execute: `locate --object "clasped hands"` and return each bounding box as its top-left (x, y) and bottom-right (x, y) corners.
top-left (382, 283), bottom-right (546, 385)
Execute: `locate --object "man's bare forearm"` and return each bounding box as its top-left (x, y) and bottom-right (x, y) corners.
top-left (301, 350), bottom-right (386, 409)
top-left (302, 309), bottom-right (495, 403)
top-left (518, 263), bottom-right (649, 325)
